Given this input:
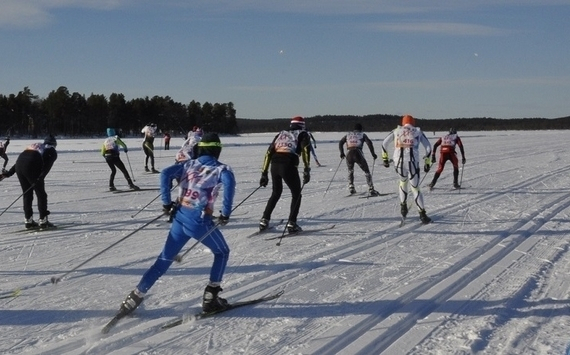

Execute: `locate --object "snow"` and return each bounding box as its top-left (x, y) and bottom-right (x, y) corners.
top-left (2, 131), bottom-right (570, 355)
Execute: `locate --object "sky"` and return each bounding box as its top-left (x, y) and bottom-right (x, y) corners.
top-left (1, 0), bottom-right (570, 120)
top-left (2, 131), bottom-right (570, 354)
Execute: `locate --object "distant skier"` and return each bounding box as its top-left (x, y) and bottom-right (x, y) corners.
top-left (428, 128), bottom-right (466, 190)
top-left (163, 132), bottom-right (171, 150)
top-left (175, 127), bottom-right (203, 163)
top-left (381, 115), bottom-right (432, 224)
top-left (258, 116), bottom-right (311, 233)
top-left (115, 133), bottom-right (236, 316)
top-left (0, 135), bottom-right (58, 229)
top-left (102, 128), bottom-right (139, 191)
top-left (308, 132), bottom-right (322, 167)
top-left (338, 123), bottom-right (379, 196)
top-left (141, 123), bottom-right (158, 173)
top-left (0, 137), bottom-right (10, 173)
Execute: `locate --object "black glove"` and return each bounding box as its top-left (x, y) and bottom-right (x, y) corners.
top-left (462, 157), bottom-right (466, 164)
top-left (260, 172), bottom-right (269, 187)
top-left (163, 202), bottom-right (175, 215)
top-left (303, 167), bottom-right (311, 184)
top-left (0, 174), bottom-right (5, 182)
top-left (340, 152), bottom-right (345, 159)
top-left (383, 159), bottom-right (390, 168)
top-left (424, 163), bottom-right (431, 173)
top-left (431, 155), bottom-right (436, 163)
top-left (218, 214), bottom-right (229, 226)
top-left (372, 153), bottom-right (378, 160)
top-left (124, 147), bottom-right (128, 153)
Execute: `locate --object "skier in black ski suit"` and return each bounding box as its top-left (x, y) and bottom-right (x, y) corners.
top-left (0, 135), bottom-right (58, 229)
top-left (102, 128), bottom-right (139, 191)
top-left (0, 137), bottom-right (10, 173)
top-left (258, 116), bottom-right (311, 233)
top-left (338, 123), bottom-right (379, 195)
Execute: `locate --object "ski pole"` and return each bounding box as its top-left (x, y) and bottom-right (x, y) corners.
top-left (125, 152), bottom-right (135, 182)
top-left (175, 186), bottom-right (262, 262)
top-left (174, 221), bottom-right (222, 263)
top-left (276, 183), bottom-right (306, 247)
top-left (50, 213), bottom-right (165, 284)
top-left (0, 183), bottom-right (35, 218)
top-left (323, 158), bottom-right (344, 197)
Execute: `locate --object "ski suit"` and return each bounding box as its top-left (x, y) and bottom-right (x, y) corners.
top-left (260, 129), bottom-right (311, 224)
top-left (0, 138), bottom-right (9, 170)
top-left (339, 131), bottom-right (377, 191)
top-left (5, 142), bottom-right (58, 220)
top-left (382, 124), bottom-right (431, 211)
top-left (135, 155), bottom-right (236, 293)
top-left (141, 124), bottom-right (157, 170)
top-left (430, 133), bottom-right (466, 188)
top-left (175, 131), bottom-right (202, 163)
top-left (163, 133), bottom-right (171, 150)
top-left (101, 136), bottom-right (133, 188)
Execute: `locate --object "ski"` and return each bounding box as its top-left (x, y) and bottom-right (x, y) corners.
top-left (246, 219), bottom-right (285, 238)
top-left (0, 288), bottom-right (21, 300)
top-left (112, 188), bottom-right (160, 194)
top-left (399, 216), bottom-right (407, 227)
top-left (359, 192), bottom-right (392, 199)
top-left (101, 311), bottom-right (129, 334)
top-left (264, 224), bottom-right (336, 240)
top-left (160, 290), bottom-right (284, 330)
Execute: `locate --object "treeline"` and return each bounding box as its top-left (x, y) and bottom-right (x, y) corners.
top-left (0, 86), bottom-right (238, 138)
top-left (238, 114), bottom-right (570, 133)
top-left (1, 87), bottom-right (568, 138)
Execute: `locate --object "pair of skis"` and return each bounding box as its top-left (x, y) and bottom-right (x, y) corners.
top-left (102, 289), bottom-right (284, 334)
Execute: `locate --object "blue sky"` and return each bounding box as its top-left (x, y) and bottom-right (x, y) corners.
top-left (1, 1), bottom-right (569, 120)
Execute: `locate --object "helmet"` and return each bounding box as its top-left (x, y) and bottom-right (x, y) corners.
top-left (354, 123), bottom-right (363, 131)
top-left (106, 128), bottom-right (116, 137)
top-left (290, 116), bottom-right (305, 130)
top-left (401, 114), bottom-right (415, 126)
top-left (198, 132), bottom-right (222, 159)
top-left (44, 135), bottom-right (57, 147)
top-left (449, 127), bottom-right (457, 134)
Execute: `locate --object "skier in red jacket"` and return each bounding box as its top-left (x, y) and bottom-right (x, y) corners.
top-left (428, 128), bottom-right (466, 190)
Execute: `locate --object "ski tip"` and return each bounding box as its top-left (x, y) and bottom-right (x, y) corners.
top-left (51, 276), bottom-right (61, 285)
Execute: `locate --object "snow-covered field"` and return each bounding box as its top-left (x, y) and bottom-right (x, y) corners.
top-left (2, 130), bottom-right (570, 355)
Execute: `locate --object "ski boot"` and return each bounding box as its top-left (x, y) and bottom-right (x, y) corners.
top-left (368, 187), bottom-right (380, 196)
top-left (25, 218), bottom-right (38, 229)
top-left (202, 285), bottom-right (229, 313)
top-left (109, 185), bottom-right (117, 191)
top-left (428, 182), bottom-right (435, 191)
top-left (348, 184), bottom-right (356, 195)
top-left (259, 218), bottom-right (269, 231)
top-left (419, 210), bottom-right (432, 224)
top-left (144, 166), bottom-right (150, 172)
top-left (400, 203), bottom-right (408, 218)
top-left (453, 182), bottom-right (460, 189)
top-left (119, 289), bottom-right (145, 316)
top-left (286, 221), bottom-right (303, 234)
top-left (39, 217), bottom-right (55, 229)
top-left (151, 168), bottom-right (159, 173)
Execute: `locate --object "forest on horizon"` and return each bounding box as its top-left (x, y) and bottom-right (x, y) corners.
top-left (1, 86), bottom-right (568, 138)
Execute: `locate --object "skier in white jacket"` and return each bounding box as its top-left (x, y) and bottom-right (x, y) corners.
top-left (381, 114), bottom-right (432, 224)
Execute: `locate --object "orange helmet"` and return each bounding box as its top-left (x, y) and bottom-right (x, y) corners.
top-left (401, 114), bottom-right (415, 126)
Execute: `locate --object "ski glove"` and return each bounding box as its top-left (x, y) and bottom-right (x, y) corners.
top-left (260, 172), bottom-right (269, 187)
top-left (431, 155), bottom-right (436, 163)
top-left (0, 174), bottom-right (5, 182)
top-left (462, 157), bottom-right (466, 164)
top-left (340, 152), bottom-right (345, 159)
top-left (423, 157), bottom-right (432, 173)
top-left (303, 167), bottom-right (311, 184)
top-left (163, 202), bottom-right (176, 215)
top-left (372, 153), bottom-right (378, 160)
top-left (124, 147), bottom-right (128, 153)
top-left (218, 214), bottom-right (229, 226)
top-left (382, 159), bottom-right (390, 168)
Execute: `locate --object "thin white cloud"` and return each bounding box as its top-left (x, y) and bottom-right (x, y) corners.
top-left (0, 0), bottom-right (127, 29)
top-left (366, 22), bottom-right (511, 36)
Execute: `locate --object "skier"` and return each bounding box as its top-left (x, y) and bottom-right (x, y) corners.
top-left (116, 132), bottom-right (236, 316)
top-left (428, 128), bottom-right (466, 190)
top-left (381, 115), bottom-right (432, 224)
top-left (175, 127), bottom-right (203, 163)
top-left (163, 132), bottom-right (171, 150)
top-left (258, 116), bottom-right (311, 233)
top-left (338, 123), bottom-right (379, 195)
top-left (0, 135), bottom-right (58, 229)
top-left (102, 128), bottom-right (139, 191)
top-left (308, 132), bottom-right (322, 167)
top-left (141, 123), bottom-right (158, 173)
top-left (0, 137), bottom-right (10, 173)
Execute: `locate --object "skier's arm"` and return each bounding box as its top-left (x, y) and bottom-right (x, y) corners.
top-left (338, 136), bottom-right (347, 157)
top-left (419, 132), bottom-right (432, 157)
top-left (299, 131), bottom-right (311, 169)
top-left (381, 131), bottom-right (394, 158)
top-left (39, 149), bottom-right (58, 180)
top-left (160, 163), bottom-right (184, 205)
top-left (363, 134), bottom-right (377, 159)
top-left (261, 134), bottom-right (279, 173)
top-left (457, 137), bottom-right (466, 158)
top-left (219, 167), bottom-right (236, 218)
top-left (116, 137), bottom-right (128, 152)
top-left (432, 138), bottom-right (442, 158)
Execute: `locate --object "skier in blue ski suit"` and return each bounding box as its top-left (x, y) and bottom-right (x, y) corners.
top-left (117, 133), bottom-right (236, 315)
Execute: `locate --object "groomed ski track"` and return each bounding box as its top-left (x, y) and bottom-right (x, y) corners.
top-left (2, 132), bottom-right (570, 354)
